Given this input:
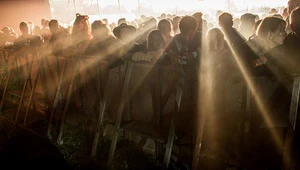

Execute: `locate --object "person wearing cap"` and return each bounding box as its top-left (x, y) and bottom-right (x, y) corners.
top-left (112, 23), bottom-right (145, 66)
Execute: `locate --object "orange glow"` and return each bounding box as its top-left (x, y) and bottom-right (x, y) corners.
top-left (0, 0), bottom-right (52, 34)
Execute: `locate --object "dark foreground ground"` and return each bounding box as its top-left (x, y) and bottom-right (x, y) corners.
top-left (0, 116), bottom-right (189, 170)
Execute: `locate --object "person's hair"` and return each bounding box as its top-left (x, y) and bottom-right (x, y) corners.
top-left (207, 28), bottom-right (224, 40)
top-left (72, 14), bottom-right (90, 41)
top-left (129, 21), bottom-right (138, 29)
top-left (172, 16), bottom-right (181, 28)
top-left (160, 13), bottom-right (167, 19)
top-left (49, 19), bottom-right (58, 28)
top-left (207, 28), bottom-right (225, 51)
top-left (256, 16), bottom-right (286, 39)
top-left (233, 18), bottom-right (240, 28)
top-left (122, 25), bottom-right (136, 36)
top-left (19, 22), bottom-right (29, 35)
top-left (147, 29), bottom-right (165, 51)
top-left (179, 16), bottom-right (197, 34)
top-left (218, 12), bottom-right (233, 28)
top-left (48, 19), bottom-right (59, 34)
top-left (240, 13), bottom-right (256, 23)
top-left (193, 12), bottom-right (203, 31)
top-left (103, 18), bottom-right (108, 24)
top-left (290, 6), bottom-right (300, 25)
top-left (113, 24), bottom-right (136, 41)
top-left (44, 20), bottom-right (50, 27)
top-left (33, 26), bottom-right (41, 34)
top-left (288, 0), bottom-right (300, 14)
top-left (270, 8), bottom-right (278, 14)
top-left (146, 17), bottom-right (157, 29)
top-left (41, 19), bottom-right (46, 27)
top-left (253, 19), bottom-right (263, 34)
top-left (158, 19), bottom-right (173, 36)
top-left (1, 27), bottom-right (10, 34)
top-left (271, 14), bottom-right (283, 19)
top-left (192, 12), bottom-right (203, 20)
top-left (118, 18), bottom-right (127, 26)
top-left (91, 20), bottom-right (112, 38)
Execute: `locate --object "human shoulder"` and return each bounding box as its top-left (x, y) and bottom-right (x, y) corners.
top-left (284, 32), bottom-right (300, 45)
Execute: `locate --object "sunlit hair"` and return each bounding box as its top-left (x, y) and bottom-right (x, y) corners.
top-left (218, 12), bottom-right (233, 28)
top-left (158, 19), bottom-right (173, 37)
top-left (19, 21), bottom-right (29, 35)
top-left (172, 16), bottom-right (181, 33)
top-left (49, 19), bottom-right (59, 34)
top-left (288, 0), bottom-right (300, 14)
top-left (270, 14), bottom-right (283, 19)
top-left (49, 19), bottom-right (58, 28)
top-left (118, 18), bottom-right (127, 26)
top-left (148, 17), bottom-right (157, 27)
top-left (129, 21), bottom-right (138, 29)
top-left (144, 17), bottom-right (157, 31)
top-left (91, 20), bottom-right (113, 39)
top-left (172, 16), bottom-right (181, 26)
top-left (147, 29), bottom-right (166, 51)
top-left (256, 16), bottom-right (286, 40)
top-left (192, 12), bottom-right (203, 20)
top-left (253, 19), bottom-right (263, 34)
top-left (71, 13), bottom-right (91, 42)
top-left (255, 16), bottom-right (287, 51)
top-left (179, 15), bottom-right (197, 35)
top-left (290, 6), bottom-right (300, 26)
top-left (207, 28), bottom-right (225, 51)
top-left (1, 27), bottom-right (11, 34)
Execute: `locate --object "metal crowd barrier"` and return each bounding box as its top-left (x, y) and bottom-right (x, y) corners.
top-left (46, 55), bottom-right (79, 142)
top-left (45, 55), bottom-right (105, 143)
top-left (282, 76), bottom-right (300, 170)
top-left (7, 44), bottom-right (295, 169)
top-left (102, 61), bottom-right (183, 169)
top-left (225, 75), bottom-right (300, 169)
top-left (0, 46), bottom-right (48, 125)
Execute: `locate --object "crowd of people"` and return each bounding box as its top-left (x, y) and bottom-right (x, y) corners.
top-left (1, 0), bottom-right (300, 169)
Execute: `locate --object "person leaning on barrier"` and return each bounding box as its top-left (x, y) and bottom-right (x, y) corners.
top-left (66, 13), bottom-right (92, 57)
top-left (111, 23), bottom-right (145, 67)
top-left (246, 16), bottom-right (290, 169)
top-left (219, 12), bottom-right (258, 76)
top-left (253, 16), bottom-right (288, 106)
top-left (206, 28), bottom-right (235, 75)
top-left (161, 16), bottom-right (200, 137)
top-left (136, 17), bottom-right (157, 49)
top-left (49, 19), bottom-right (70, 56)
top-left (157, 19), bottom-right (174, 45)
top-left (163, 15), bottom-right (200, 68)
top-left (13, 22), bottom-right (31, 47)
top-left (13, 21), bottom-right (44, 49)
top-left (251, 17), bottom-right (288, 83)
top-left (131, 29), bottom-right (166, 62)
top-left (85, 20), bottom-right (119, 66)
top-left (206, 27), bottom-right (235, 113)
top-left (0, 27), bottom-right (18, 46)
